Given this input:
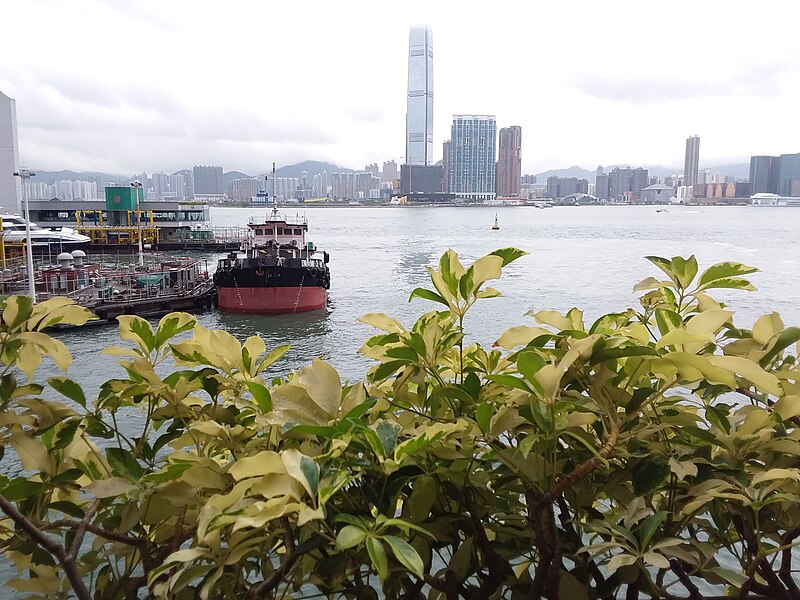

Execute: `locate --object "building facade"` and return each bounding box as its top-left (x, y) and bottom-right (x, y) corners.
top-left (684, 135), bottom-right (700, 188)
top-left (749, 156), bottom-right (781, 195)
top-left (449, 115), bottom-right (497, 201)
top-left (406, 26), bottom-right (434, 166)
top-left (546, 176), bottom-right (588, 199)
top-left (192, 165), bottom-right (224, 195)
top-left (496, 126), bottom-right (522, 197)
top-left (608, 167), bottom-right (649, 201)
top-left (0, 90), bottom-right (21, 212)
top-left (442, 140), bottom-right (451, 193)
top-left (778, 153), bottom-right (800, 196)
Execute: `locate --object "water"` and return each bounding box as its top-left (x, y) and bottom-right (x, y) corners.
top-left (46, 204), bottom-right (800, 388)
top-left (4, 205), bottom-right (800, 595)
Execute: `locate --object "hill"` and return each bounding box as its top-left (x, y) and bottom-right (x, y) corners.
top-left (534, 166), bottom-right (594, 181)
top-left (275, 161), bottom-right (353, 179)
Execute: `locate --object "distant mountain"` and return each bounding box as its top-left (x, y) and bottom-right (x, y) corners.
top-left (223, 171), bottom-right (252, 186)
top-left (276, 161), bottom-right (354, 179)
top-left (534, 166), bottom-right (594, 181)
top-left (33, 170), bottom-right (128, 185)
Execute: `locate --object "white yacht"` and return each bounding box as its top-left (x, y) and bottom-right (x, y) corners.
top-left (750, 193), bottom-right (800, 207)
top-left (1, 213), bottom-right (90, 246)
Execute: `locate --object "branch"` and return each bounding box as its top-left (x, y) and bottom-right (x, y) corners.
top-left (670, 559), bottom-right (703, 600)
top-left (0, 492), bottom-right (92, 600)
top-left (245, 517), bottom-right (298, 600)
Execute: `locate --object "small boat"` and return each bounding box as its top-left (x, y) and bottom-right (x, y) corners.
top-left (656, 208), bottom-right (668, 213)
top-left (213, 164), bottom-right (330, 314)
top-left (1, 213), bottom-right (90, 246)
top-left (492, 214), bottom-right (500, 230)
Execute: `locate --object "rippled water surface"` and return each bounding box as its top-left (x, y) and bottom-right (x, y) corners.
top-left (46, 204), bottom-right (800, 387)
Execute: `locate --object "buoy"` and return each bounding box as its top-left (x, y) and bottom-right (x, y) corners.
top-left (492, 214), bottom-right (500, 230)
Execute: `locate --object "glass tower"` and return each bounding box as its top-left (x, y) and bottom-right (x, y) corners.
top-left (406, 26), bottom-right (433, 166)
top-left (0, 90), bottom-right (21, 213)
top-left (449, 115), bottom-right (497, 201)
top-left (684, 135), bottom-right (700, 187)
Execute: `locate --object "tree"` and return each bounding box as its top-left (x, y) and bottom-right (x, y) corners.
top-left (0, 250), bottom-right (799, 599)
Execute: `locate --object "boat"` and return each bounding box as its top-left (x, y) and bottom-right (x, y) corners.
top-left (1, 213), bottom-right (90, 246)
top-left (750, 193), bottom-right (800, 207)
top-left (656, 208), bottom-right (668, 213)
top-left (213, 164), bottom-right (330, 314)
top-left (492, 214), bottom-right (500, 230)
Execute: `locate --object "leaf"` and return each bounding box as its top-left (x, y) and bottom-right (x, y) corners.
top-left (760, 327), bottom-right (800, 367)
top-left (752, 312), bottom-right (784, 344)
top-left (490, 247), bottom-right (528, 267)
top-left (645, 256), bottom-right (679, 286)
top-left (408, 475), bottom-right (437, 522)
top-left (384, 535), bottom-right (425, 578)
top-left (468, 254), bottom-right (503, 294)
top-left (558, 570), bottom-right (589, 600)
top-left (708, 355), bottom-right (782, 396)
top-left (517, 351), bottom-right (545, 382)
top-left (700, 277), bottom-right (756, 291)
top-left (358, 313), bottom-right (407, 333)
top-left (698, 261), bottom-right (758, 288)
top-left (336, 525), bottom-right (366, 550)
top-left (282, 449), bottom-right (319, 498)
top-left (752, 468), bottom-right (800, 485)
top-left (408, 287), bottom-right (449, 307)
top-left (245, 381), bottom-right (272, 412)
top-left (493, 325), bottom-right (552, 349)
top-left (367, 537), bottom-right (389, 581)
top-left (710, 567), bottom-right (748, 587)
top-left (117, 315), bottom-right (156, 354)
top-left (85, 477), bottom-right (136, 498)
top-left (531, 310), bottom-right (572, 331)
top-left (685, 309), bottom-right (733, 336)
top-left (228, 451), bottom-right (285, 480)
top-left (637, 511), bottom-right (668, 548)
top-left (607, 553), bottom-right (638, 574)
top-left (154, 312), bottom-right (196, 348)
top-left (373, 420), bottom-right (402, 456)
top-left (2, 295), bottom-right (33, 329)
top-left (47, 377), bottom-right (86, 407)
top-left (633, 459), bottom-right (670, 496)
top-left (668, 458), bottom-right (698, 482)
top-left (475, 401), bottom-right (492, 433)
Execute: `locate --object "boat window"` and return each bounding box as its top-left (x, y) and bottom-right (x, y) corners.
top-left (256, 228), bottom-right (264, 235)
top-left (293, 229), bottom-right (302, 235)
top-left (265, 228), bottom-right (274, 235)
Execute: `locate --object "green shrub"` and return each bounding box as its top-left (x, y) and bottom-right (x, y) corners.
top-left (0, 250), bottom-right (798, 599)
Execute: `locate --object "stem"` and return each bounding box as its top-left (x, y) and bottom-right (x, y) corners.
top-left (245, 517), bottom-right (298, 600)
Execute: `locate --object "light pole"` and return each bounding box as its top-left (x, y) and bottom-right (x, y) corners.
top-left (13, 168), bottom-right (36, 302)
top-left (130, 181), bottom-right (144, 266)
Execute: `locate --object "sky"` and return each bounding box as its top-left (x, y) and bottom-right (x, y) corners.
top-left (1, 0), bottom-right (799, 176)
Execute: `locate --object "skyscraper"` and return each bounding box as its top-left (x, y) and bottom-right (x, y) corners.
top-left (749, 156), bottom-right (781, 194)
top-left (0, 90), bottom-right (21, 212)
top-left (193, 165), bottom-right (224, 195)
top-left (449, 115), bottom-right (497, 201)
top-left (684, 135), bottom-right (700, 187)
top-left (406, 26), bottom-right (433, 166)
top-left (496, 126), bottom-right (522, 197)
top-left (442, 140), bottom-right (451, 193)
top-left (778, 153), bottom-right (800, 196)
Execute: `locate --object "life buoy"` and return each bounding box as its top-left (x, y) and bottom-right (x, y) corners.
top-left (309, 268), bottom-right (319, 278)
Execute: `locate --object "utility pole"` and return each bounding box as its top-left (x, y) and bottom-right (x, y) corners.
top-left (13, 168), bottom-right (36, 302)
top-left (130, 181), bottom-right (144, 266)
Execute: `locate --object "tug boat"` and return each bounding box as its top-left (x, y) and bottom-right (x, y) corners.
top-left (213, 205), bottom-right (330, 314)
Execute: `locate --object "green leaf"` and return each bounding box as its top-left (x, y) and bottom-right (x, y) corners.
top-left (372, 360), bottom-right (407, 382)
top-left (3, 295), bottom-right (33, 330)
top-left (367, 536), bottom-right (389, 581)
top-left (760, 327), bottom-right (800, 367)
top-left (1, 478), bottom-right (42, 501)
top-left (698, 261), bottom-right (758, 287)
top-left (671, 255), bottom-right (698, 288)
top-left (374, 420), bottom-right (402, 456)
top-left (475, 401), bottom-right (492, 433)
top-left (637, 511), bottom-right (668, 548)
top-left (154, 312), bottom-right (196, 349)
top-left (699, 277), bottom-right (756, 291)
top-left (490, 247), bottom-right (528, 267)
top-left (245, 381), bottom-right (272, 412)
top-left (710, 567), bottom-right (748, 587)
top-left (282, 449), bottom-right (319, 498)
top-left (117, 315), bottom-right (156, 354)
top-left (106, 447), bottom-right (144, 480)
top-left (645, 256), bottom-right (679, 286)
top-left (85, 477), bottom-right (137, 498)
top-left (408, 287), bottom-right (448, 307)
top-left (47, 377), bottom-right (87, 407)
top-left (335, 525), bottom-right (366, 550)
top-left (384, 535), bottom-right (425, 578)
top-left (48, 500), bottom-right (85, 519)
top-left (633, 459), bottom-right (670, 496)
top-left (408, 476), bottom-right (437, 522)
top-left (385, 346), bottom-right (419, 361)
top-left (516, 351), bottom-right (545, 382)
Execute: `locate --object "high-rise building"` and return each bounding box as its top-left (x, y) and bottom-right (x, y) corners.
top-left (778, 153), bottom-right (800, 196)
top-left (193, 165), bottom-right (224, 195)
top-left (608, 167), bottom-right (649, 201)
top-left (496, 126), bottom-right (522, 197)
top-left (546, 176), bottom-right (588, 199)
top-left (442, 140), bottom-right (451, 193)
top-left (684, 135), bottom-right (700, 188)
top-left (381, 160), bottom-right (398, 183)
top-left (0, 90), bottom-right (21, 212)
top-left (406, 26), bottom-right (433, 166)
top-left (449, 115), bottom-right (497, 201)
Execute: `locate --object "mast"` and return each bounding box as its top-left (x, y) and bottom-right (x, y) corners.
top-left (272, 162), bottom-right (278, 245)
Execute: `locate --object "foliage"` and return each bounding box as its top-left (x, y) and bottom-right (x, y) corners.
top-left (0, 250), bottom-right (799, 599)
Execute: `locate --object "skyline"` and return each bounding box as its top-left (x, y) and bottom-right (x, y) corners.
top-left (1, 0), bottom-right (799, 176)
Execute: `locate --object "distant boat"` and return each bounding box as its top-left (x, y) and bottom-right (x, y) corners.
top-left (656, 208), bottom-right (668, 213)
top-left (492, 214), bottom-right (500, 230)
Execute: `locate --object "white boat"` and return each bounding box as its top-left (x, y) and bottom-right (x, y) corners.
top-left (1, 213), bottom-right (90, 246)
top-left (750, 193), bottom-right (800, 207)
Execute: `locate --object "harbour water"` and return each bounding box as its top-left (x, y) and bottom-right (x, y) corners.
top-left (46, 204), bottom-right (800, 388)
top-left (2, 204), bottom-right (800, 596)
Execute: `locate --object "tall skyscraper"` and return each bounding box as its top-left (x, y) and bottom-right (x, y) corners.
top-left (0, 90), bottom-right (21, 212)
top-left (684, 135), bottom-right (700, 187)
top-left (778, 153), bottom-right (800, 196)
top-left (496, 126), bottom-right (522, 197)
top-left (193, 165), bottom-right (224, 195)
top-left (406, 26), bottom-right (433, 166)
top-left (449, 115), bottom-right (497, 201)
top-left (442, 140), bottom-right (451, 192)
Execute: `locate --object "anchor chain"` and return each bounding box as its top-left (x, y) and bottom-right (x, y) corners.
top-left (293, 275), bottom-right (305, 313)
top-left (233, 273), bottom-right (244, 308)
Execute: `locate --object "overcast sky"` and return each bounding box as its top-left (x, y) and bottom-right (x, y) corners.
top-left (2, 0), bottom-right (799, 176)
